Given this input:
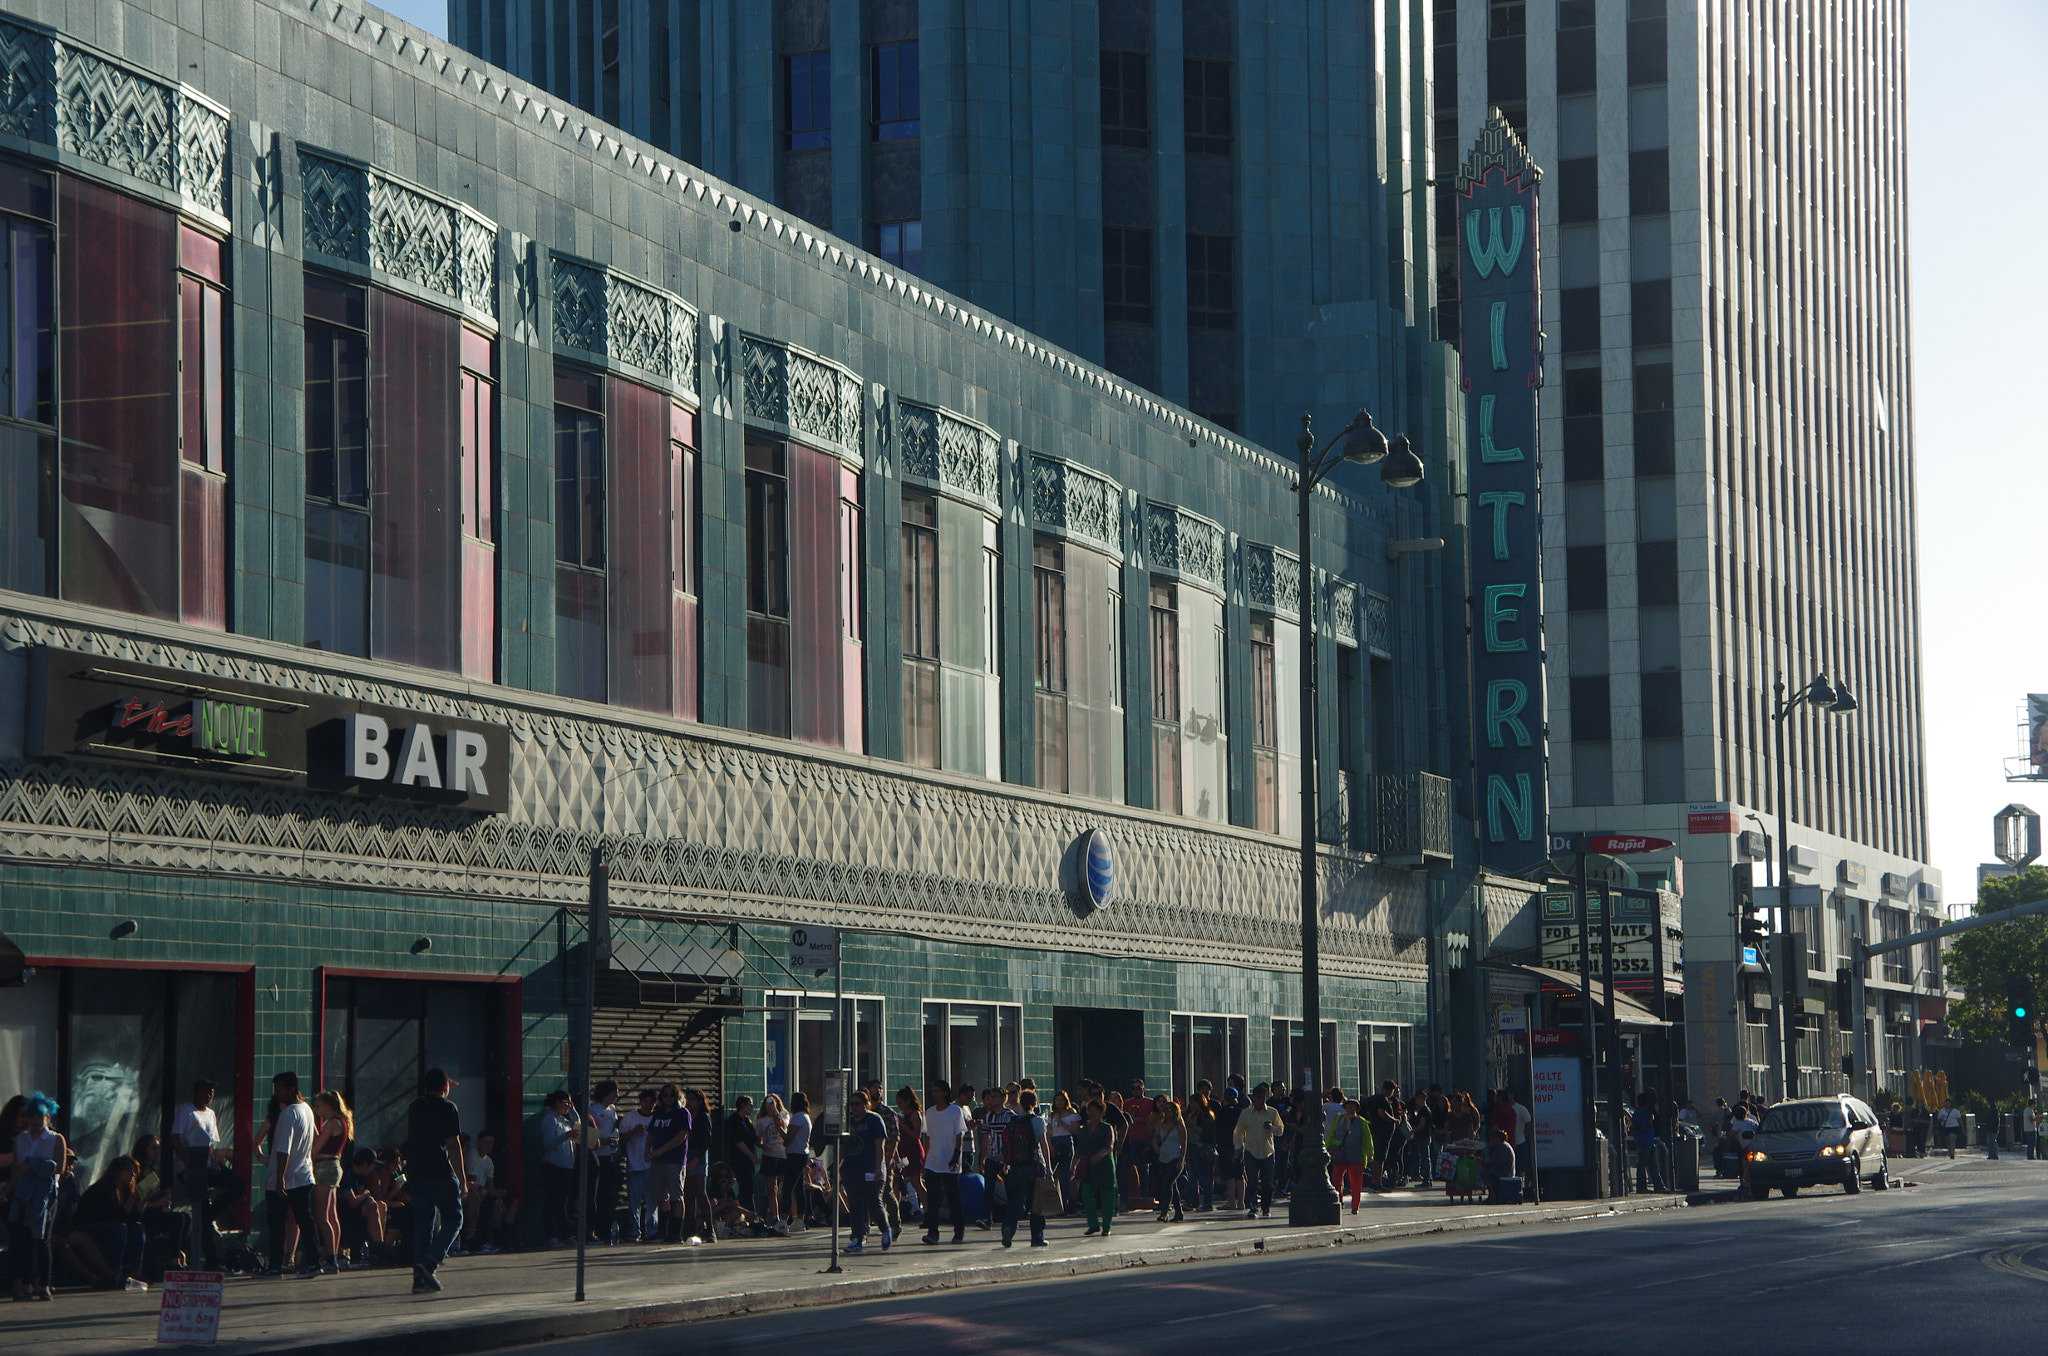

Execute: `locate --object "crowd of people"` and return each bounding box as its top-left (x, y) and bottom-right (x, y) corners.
top-left (4, 1067), bottom-right (1557, 1302)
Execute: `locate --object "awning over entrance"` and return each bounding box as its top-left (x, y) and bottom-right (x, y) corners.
top-left (1511, 962), bottom-right (1671, 1027)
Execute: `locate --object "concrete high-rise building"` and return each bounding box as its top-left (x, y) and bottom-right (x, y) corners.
top-left (1439, 0), bottom-right (1938, 1105)
top-left (448, 1), bottom-right (1445, 448)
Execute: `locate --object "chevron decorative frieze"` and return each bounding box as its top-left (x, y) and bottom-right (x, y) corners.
top-left (301, 148), bottom-right (498, 323)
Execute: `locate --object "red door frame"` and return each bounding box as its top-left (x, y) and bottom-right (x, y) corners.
top-left (23, 956), bottom-right (257, 1230)
top-left (312, 967), bottom-right (526, 1200)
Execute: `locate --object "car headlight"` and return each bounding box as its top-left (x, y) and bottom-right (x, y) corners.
top-left (1747, 1150), bottom-right (1768, 1162)
top-left (1820, 1144), bottom-right (1844, 1157)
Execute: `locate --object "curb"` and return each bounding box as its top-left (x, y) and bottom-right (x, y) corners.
top-left (264, 1195), bottom-right (1688, 1356)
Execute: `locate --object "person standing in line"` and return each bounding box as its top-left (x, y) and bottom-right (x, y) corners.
top-left (1123, 1079), bottom-right (1155, 1211)
top-left (919, 1081), bottom-right (968, 1245)
top-left (1215, 1077), bottom-right (1247, 1211)
top-left (1326, 1099), bottom-right (1372, 1213)
top-left (1046, 1089), bottom-right (1079, 1214)
top-left (7, 1091), bottom-right (67, 1301)
top-left (170, 1079), bottom-right (244, 1270)
top-left (862, 1080), bottom-right (901, 1237)
top-left (1233, 1083), bottom-right (1284, 1219)
top-left (402, 1068), bottom-right (465, 1294)
top-left (784, 1093), bottom-right (816, 1226)
top-left (1149, 1097), bottom-right (1188, 1222)
top-left (723, 1096), bottom-right (761, 1217)
top-left (266, 1072), bottom-right (325, 1278)
top-left (839, 1090), bottom-right (892, 1253)
top-left (684, 1090), bottom-right (720, 1241)
top-left (1934, 1099), bottom-right (1963, 1160)
top-left (1000, 1089), bottom-right (1051, 1248)
top-left (2024, 1099), bottom-right (2041, 1161)
top-left (1501, 1087), bottom-right (1534, 1165)
top-left (892, 1088), bottom-right (923, 1223)
top-left (538, 1089), bottom-right (579, 1248)
top-left (309, 1091), bottom-right (352, 1271)
top-left (619, 1088), bottom-right (656, 1242)
top-left (1184, 1090), bottom-right (1217, 1213)
top-left (586, 1080), bottom-right (622, 1244)
top-left (754, 1094), bottom-right (790, 1230)
top-left (977, 1086), bottom-right (1017, 1232)
top-left (643, 1084), bottom-right (691, 1244)
top-left (1077, 1098), bottom-right (1118, 1237)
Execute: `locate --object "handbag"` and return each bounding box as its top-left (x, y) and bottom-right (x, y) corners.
top-left (1032, 1173), bottom-right (1063, 1216)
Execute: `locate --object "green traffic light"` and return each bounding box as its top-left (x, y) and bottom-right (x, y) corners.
top-left (2019, 1006), bottom-right (2031, 1019)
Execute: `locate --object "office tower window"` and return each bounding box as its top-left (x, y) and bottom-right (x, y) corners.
top-left (1571, 672), bottom-right (1613, 806)
top-left (878, 219), bottom-right (923, 276)
top-left (1559, 286), bottom-right (1600, 353)
top-left (1033, 535), bottom-right (1125, 801)
top-left (1563, 482), bottom-right (1604, 548)
top-left (1628, 0), bottom-right (1668, 86)
top-left (1571, 675), bottom-right (1612, 741)
top-left (599, 0), bottom-right (620, 123)
top-left (1488, 0), bottom-right (1527, 106)
top-left (1573, 740), bottom-right (1614, 805)
top-left (1641, 671), bottom-right (1683, 738)
top-left (457, 327), bottom-right (495, 680)
top-left (1184, 59), bottom-right (1232, 155)
top-left (1634, 355), bottom-right (1675, 475)
top-left (1104, 227), bottom-right (1153, 324)
top-left (1565, 544), bottom-right (1608, 613)
top-left (785, 52), bottom-right (831, 150)
top-left (1631, 279), bottom-right (1672, 346)
top-left (304, 276), bottom-right (371, 658)
top-left (1557, 0), bottom-right (1596, 94)
top-left (901, 490), bottom-right (1001, 777)
top-left (1636, 540), bottom-right (1679, 607)
top-left (554, 367), bottom-right (607, 702)
top-left (1629, 148), bottom-right (1670, 216)
top-left (871, 41), bottom-right (920, 140)
top-left (1636, 476), bottom-right (1677, 544)
top-left (1187, 234), bottom-right (1235, 328)
top-left (1558, 157), bottom-right (1598, 223)
top-left (1101, 50), bottom-right (1150, 149)
top-left (1642, 738), bottom-right (1684, 803)
top-left (1562, 361), bottom-right (1603, 481)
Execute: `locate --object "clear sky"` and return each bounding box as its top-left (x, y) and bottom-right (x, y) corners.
top-left (377, 0), bottom-right (2030, 904)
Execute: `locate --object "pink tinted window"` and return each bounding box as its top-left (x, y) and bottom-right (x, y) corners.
top-left (458, 362), bottom-right (496, 683)
top-left (460, 325), bottom-right (493, 376)
top-left (607, 375), bottom-right (673, 715)
top-left (179, 467), bottom-right (225, 631)
top-left (368, 288), bottom-right (459, 672)
top-left (180, 276), bottom-right (202, 466)
top-left (178, 224), bottom-right (224, 284)
top-left (59, 177), bottom-right (179, 620)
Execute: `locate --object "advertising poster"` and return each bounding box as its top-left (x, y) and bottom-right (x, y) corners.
top-left (1531, 1055), bottom-right (1583, 1169)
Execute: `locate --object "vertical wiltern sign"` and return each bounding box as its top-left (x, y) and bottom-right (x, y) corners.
top-left (1458, 110), bottom-right (1548, 871)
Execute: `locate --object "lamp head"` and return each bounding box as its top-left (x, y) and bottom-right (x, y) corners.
top-left (1339, 409), bottom-right (1389, 464)
top-left (1829, 681), bottom-right (1859, 715)
top-left (1806, 674), bottom-right (1837, 708)
top-left (1379, 435), bottom-right (1425, 488)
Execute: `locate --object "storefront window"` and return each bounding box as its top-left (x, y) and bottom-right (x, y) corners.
top-left (321, 976), bottom-right (501, 1155)
top-left (1170, 1012), bottom-right (1248, 1099)
top-left (762, 994), bottom-right (882, 1111)
top-left (1357, 1022), bottom-right (1415, 1096)
top-left (922, 1001), bottom-right (1023, 1092)
top-left (1269, 1018), bottom-right (1338, 1095)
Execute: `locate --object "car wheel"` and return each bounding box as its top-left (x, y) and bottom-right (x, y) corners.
top-left (1749, 1180), bottom-right (1772, 1201)
top-left (1843, 1157), bottom-right (1862, 1194)
top-left (1872, 1153), bottom-right (1889, 1190)
top-left (1780, 1185), bottom-right (1801, 1197)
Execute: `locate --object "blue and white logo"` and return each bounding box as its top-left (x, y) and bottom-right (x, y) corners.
top-left (1081, 829), bottom-right (1115, 911)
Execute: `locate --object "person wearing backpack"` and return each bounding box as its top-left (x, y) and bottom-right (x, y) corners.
top-left (997, 1090), bottom-right (1051, 1247)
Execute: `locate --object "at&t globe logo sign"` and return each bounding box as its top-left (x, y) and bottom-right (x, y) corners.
top-left (1075, 828), bottom-right (1115, 913)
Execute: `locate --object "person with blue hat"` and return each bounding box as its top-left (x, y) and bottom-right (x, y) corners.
top-left (8, 1091), bottom-right (68, 1301)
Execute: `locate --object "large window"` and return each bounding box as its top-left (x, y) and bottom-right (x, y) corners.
top-left (746, 437), bottom-right (863, 749)
top-left (305, 274), bottom-right (482, 672)
top-left (922, 1001), bottom-right (1023, 1093)
top-left (1100, 50), bottom-right (1150, 149)
top-left (1103, 227), bottom-right (1153, 325)
top-left (1170, 1012), bottom-right (1248, 1100)
top-left (321, 975), bottom-right (506, 1155)
top-left (870, 41), bottom-right (921, 140)
top-left (0, 163), bottom-right (53, 601)
top-left (1186, 234), bottom-right (1235, 329)
top-left (1151, 578), bottom-right (1228, 820)
top-left (1269, 1018), bottom-right (1339, 1095)
top-left (1183, 58), bottom-right (1233, 155)
top-left (555, 367), bottom-right (607, 701)
top-left (878, 219), bottom-right (923, 276)
top-left (764, 994), bottom-right (882, 1111)
top-left (1357, 1022), bottom-right (1415, 1096)
top-left (901, 490), bottom-right (1000, 777)
top-left (785, 51), bottom-right (831, 150)
top-left (1032, 535), bottom-right (1124, 802)
top-left (1249, 611), bottom-right (1301, 835)
top-left (178, 229), bottom-right (228, 631)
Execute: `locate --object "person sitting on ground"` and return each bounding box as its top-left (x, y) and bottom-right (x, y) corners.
top-left (72, 1154), bottom-right (148, 1289)
top-left (467, 1130), bottom-right (515, 1253)
top-left (1481, 1128), bottom-right (1516, 1199)
top-left (706, 1161), bottom-right (772, 1236)
top-left (371, 1147), bottom-right (412, 1250)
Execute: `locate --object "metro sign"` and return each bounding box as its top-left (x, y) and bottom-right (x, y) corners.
top-left (1583, 833), bottom-right (1675, 855)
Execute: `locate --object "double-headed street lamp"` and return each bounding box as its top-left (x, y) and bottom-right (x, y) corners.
top-left (1771, 670), bottom-right (1857, 1097)
top-left (1288, 409), bottom-right (1422, 1227)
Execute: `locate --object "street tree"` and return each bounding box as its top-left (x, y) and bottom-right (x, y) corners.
top-left (1943, 865), bottom-right (2048, 1044)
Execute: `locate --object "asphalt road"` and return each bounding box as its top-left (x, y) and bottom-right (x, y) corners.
top-left (506, 1158), bottom-right (2048, 1354)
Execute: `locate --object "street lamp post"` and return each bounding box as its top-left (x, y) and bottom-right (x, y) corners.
top-left (1287, 409), bottom-right (1423, 1227)
top-left (1771, 670), bottom-right (1858, 1099)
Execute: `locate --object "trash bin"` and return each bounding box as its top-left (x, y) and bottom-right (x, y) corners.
top-left (1672, 1125), bottom-right (1702, 1192)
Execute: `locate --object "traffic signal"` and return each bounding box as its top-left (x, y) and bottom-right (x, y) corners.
top-left (2008, 976), bottom-right (2037, 1050)
top-left (1835, 967), bottom-right (1854, 1031)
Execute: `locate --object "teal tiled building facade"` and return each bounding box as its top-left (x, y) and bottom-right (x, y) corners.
top-left (0, 0), bottom-right (1533, 1218)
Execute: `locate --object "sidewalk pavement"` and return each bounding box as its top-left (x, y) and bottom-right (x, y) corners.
top-left (9, 1189), bottom-right (1690, 1355)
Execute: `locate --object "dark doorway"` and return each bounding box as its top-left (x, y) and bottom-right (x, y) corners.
top-left (1053, 1006), bottom-right (1145, 1095)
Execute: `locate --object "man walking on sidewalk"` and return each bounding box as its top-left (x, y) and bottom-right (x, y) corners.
top-left (264, 1071), bottom-right (324, 1278)
top-left (404, 1068), bottom-right (465, 1293)
top-left (921, 1081), bottom-right (968, 1244)
top-left (1234, 1083), bottom-right (1284, 1219)
top-left (841, 1091), bottom-right (891, 1252)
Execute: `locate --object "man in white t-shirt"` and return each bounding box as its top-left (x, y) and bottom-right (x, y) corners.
top-left (1504, 1088), bottom-right (1534, 1152)
top-left (1731, 1104), bottom-right (1760, 1183)
top-left (620, 1088), bottom-right (656, 1241)
top-left (171, 1078), bottom-right (245, 1268)
top-left (920, 1081), bottom-right (969, 1245)
top-left (265, 1071), bottom-right (322, 1277)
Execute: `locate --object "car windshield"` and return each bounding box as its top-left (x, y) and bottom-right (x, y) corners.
top-left (1759, 1103), bottom-right (1848, 1133)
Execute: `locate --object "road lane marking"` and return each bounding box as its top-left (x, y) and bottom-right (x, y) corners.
top-left (1164, 1304), bottom-right (1275, 1325)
